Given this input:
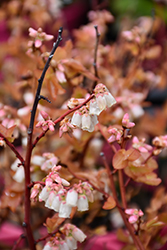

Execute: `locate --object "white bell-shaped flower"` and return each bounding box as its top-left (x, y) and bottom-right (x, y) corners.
top-left (39, 186), bottom-right (50, 202)
top-left (89, 99), bottom-right (101, 115)
top-left (12, 166), bottom-right (25, 183)
top-left (59, 202), bottom-right (72, 218)
top-left (77, 195), bottom-right (89, 211)
top-left (45, 191), bottom-right (55, 209)
top-left (71, 111), bottom-right (82, 128)
top-left (72, 227), bottom-right (87, 243)
top-left (104, 92), bottom-right (116, 107)
top-left (51, 194), bottom-right (62, 212)
top-left (66, 237), bottom-right (77, 249)
top-left (66, 189), bottom-right (78, 207)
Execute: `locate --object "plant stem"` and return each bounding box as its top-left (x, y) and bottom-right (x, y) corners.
top-left (0, 132), bottom-right (24, 165)
top-left (23, 28), bottom-right (63, 250)
top-left (92, 25), bottom-right (100, 89)
top-left (118, 169), bottom-right (127, 209)
top-left (101, 153), bottom-right (145, 250)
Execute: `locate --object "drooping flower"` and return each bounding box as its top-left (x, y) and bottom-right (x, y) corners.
top-left (71, 107), bottom-right (98, 133)
top-left (89, 83), bottom-right (116, 115)
top-left (77, 195), bottom-right (89, 211)
top-left (72, 227), bottom-right (87, 243)
top-left (66, 189), bottom-right (78, 207)
top-left (59, 201), bottom-right (72, 218)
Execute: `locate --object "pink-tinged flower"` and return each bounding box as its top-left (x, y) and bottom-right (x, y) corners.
top-left (41, 155), bottom-right (58, 171)
top-left (12, 166), bottom-right (25, 183)
top-left (39, 186), bottom-right (50, 202)
top-left (45, 191), bottom-right (56, 209)
top-left (51, 191), bottom-right (63, 212)
top-left (36, 119), bottom-right (55, 132)
top-left (71, 111), bottom-right (82, 127)
top-left (59, 202), bottom-right (72, 218)
top-left (67, 98), bottom-right (85, 109)
top-left (45, 177), bottom-right (53, 187)
top-left (152, 135), bottom-right (167, 148)
top-left (59, 241), bottom-right (69, 250)
top-left (90, 83), bottom-right (116, 116)
top-left (132, 136), bottom-right (153, 153)
top-left (30, 184), bottom-right (41, 200)
top-left (108, 127), bottom-right (123, 143)
top-left (122, 113), bottom-right (135, 129)
top-left (28, 27), bottom-right (54, 48)
top-left (89, 99), bottom-right (101, 115)
top-left (125, 208), bottom-right (144, 224)
top-left (65, 236), bottom-right (77, 250)
top-left (66, 189), bottom-right (78, 207)
top-left (71, 109), bottom-right (98, 133)
top-left (59, 117), bottom-right (75, 138)
top-left (43, 242), bottom-right (53, 250)
top-left (72, 227), bottom-right (87, 243)
top-left (56, 70), bottom-right (67, 84)
top-left (77, 195), bottom-right (89, 211)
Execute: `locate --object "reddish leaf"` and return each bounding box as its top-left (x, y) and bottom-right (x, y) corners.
top-left (0, 124), bottom-right (16, 142)
top-left (103, 196), bottom-right (116, 210)
top-left (112, 149), bottom-right (128, 169)
top-left (126, 148), bottom-right (140, 161)
top-left (45, 214), bottom-right (65, 233)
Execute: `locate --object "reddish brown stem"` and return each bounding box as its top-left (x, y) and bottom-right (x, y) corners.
top-left (101, 153), bottom-right (145, 250)
top-left (12, 234), bottom-right (25, 250)
top-left (118, 169), bottom-right (127, 209)
top-left (0, 132), bottom-right (24, 165)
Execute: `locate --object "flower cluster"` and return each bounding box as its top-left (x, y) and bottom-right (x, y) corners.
top-left (31, 165), bottom-right (93, 218)
top-left (28, 27), bottom-right (54, 48)
top-left (59, 118), bottom-right (75, 138)
top-left (108, 127), bottom-right (123, 144)
top-left (71, 108), bottom-right (98, 133)
top-left (132, 136), bottom-right (153, 153)
top-left (108, 113), bottom-right (135, 144)
top-left (89, 83), bottom-right (116, 116)
top-left (152, 135), bottom-right (167, 155)
top-left (70, 83), bottom-right (116, 133)
top-left (36, 111), bottom-right (55, 132)
top-left (43, 223), bottom-right (87, 250)
top-left (125, 208), bottom-right (144, 224)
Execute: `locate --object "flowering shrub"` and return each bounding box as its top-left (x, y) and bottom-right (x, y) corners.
top-left (0, 1), bottom-right (167, 250)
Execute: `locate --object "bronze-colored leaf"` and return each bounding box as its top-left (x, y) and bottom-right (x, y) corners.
top-left (45, 214), bottom-right (65, 233)
top-left (112, 149), bottom-right (128, 169)
top-left (102, 196), bottom-right (116, 210)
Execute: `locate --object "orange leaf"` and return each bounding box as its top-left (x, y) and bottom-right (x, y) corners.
top-left (0, 124), bottom-right (16, 142)
top-left (126, 148), bottom-right (140, 161)
top-left (45, 214), bottom-right (65, 233)
top-left (103, 196), bottom-right (116, 210)
top-left (112, 149), bottom-right (128, 169)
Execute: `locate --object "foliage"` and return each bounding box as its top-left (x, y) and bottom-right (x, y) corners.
top-left (0, 1), bottom-right (167, 250)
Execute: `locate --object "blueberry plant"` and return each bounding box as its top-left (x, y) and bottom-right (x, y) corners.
top-left (0, 1), bottom-right (167, 250)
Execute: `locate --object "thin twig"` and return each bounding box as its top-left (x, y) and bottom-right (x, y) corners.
top-left (92, 25), bottom-right (100, 89)
top-left (12, 234), bottom-right (25, 250)
top-left (0, 132), bottom-right (25, 165)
